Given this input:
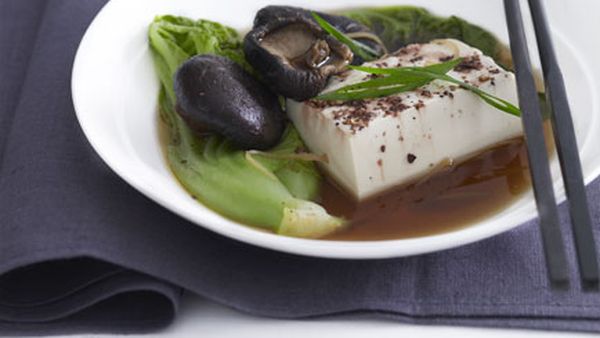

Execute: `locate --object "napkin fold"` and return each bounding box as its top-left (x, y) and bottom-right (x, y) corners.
top-left (1, 0), bottom-right (600, 335)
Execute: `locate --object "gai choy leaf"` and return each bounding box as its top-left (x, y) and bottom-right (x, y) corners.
top-left (340, 7), bottom-right (511, 69)
top-left (149, 15), bottom-right (343, 238)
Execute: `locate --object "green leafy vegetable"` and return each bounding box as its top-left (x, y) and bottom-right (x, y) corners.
top-left (340, 7), bottom-right (511, 69)
top-left (149, 15), bottom-right (343, 237)
top-left (311, 12), bottom-right (380, 62)
top-left (317, 58), bottom-right (522, 117)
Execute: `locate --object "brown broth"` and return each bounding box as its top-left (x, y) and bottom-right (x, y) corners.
top-left (321, 139), bottom-right (528, 240)
top-left (322, 121), bottom-right (554, 241)
top-left (160, 115), bottom-right (553, 241)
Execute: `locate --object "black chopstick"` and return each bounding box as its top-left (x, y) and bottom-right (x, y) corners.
top-left (503, 0), bottom-right (569, 288)
top-left (527, 0), bottom-right (599, 289)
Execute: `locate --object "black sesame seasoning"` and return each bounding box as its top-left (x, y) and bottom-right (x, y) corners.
top-left (414, 100), bottom-right (425, 110)
top-left (409, 55), bottom-right (424, 63)
top-left (407, 153), bottom-right (417, 163)
top-left (454, 55), bottom-right (483, 73)
top-left (366, 73), bottom-right (383, 80)
top-left (419, 90), bottom-right (433, 98)
top-left (330, 100), bottom-right (375, 133)
top-left (439, 55), bottom-right (454, 62)
top-left (381, 96), bottom-right (409, 117)
top-left (393, 44), bottom-right (421, 56)
top-left (380, 145), bottom-right (386, 153)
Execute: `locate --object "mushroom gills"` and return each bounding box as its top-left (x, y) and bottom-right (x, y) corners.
top-left (245, 14), bottom-right (352, 101)
top-left (260, 23), bottom-right (346, 71)
top-left (254, 6), bottom-right (386, 65)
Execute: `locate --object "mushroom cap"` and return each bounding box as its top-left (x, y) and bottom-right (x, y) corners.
top-left (244, 12), bottom-right (353, 101)
top-left (254, 6), bottom-right (386, 65)
top-left (174, 54), bottom-right (285, 150)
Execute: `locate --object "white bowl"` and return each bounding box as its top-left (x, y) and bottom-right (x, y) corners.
top-left (72, 0), bottom-right (600, 259)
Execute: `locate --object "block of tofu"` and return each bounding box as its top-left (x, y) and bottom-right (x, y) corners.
top-left (287, 39), bottom-right (523, 200)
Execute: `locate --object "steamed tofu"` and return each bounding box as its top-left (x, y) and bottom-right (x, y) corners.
top-left (287, 39), bottom-right (523, 200)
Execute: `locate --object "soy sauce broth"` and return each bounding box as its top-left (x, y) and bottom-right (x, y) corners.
top-left (160, 115), bottom-right (553, 241)
top-left (322, 122), bottom-right (554, 241)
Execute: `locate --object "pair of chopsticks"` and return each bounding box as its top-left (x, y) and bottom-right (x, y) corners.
top-left (503, 0), bottom-right (599, 290)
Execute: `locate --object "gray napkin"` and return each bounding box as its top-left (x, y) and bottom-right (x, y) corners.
top-left (1, 0), bottom-right (600, 335)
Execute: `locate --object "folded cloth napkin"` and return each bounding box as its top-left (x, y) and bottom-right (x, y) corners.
top-left (2, 0), bottom-right (600, 335)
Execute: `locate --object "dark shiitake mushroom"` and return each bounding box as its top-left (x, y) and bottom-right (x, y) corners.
top-left (253, 6), bottom-right (386, 65)
top-left (310, 12), bottom-right (387, 65)
top-left (174, 55), bottom-right (285, 150)
top-left (244, 7), bottom-right (354, 101)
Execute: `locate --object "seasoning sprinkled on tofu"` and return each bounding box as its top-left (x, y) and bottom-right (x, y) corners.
top-left (287, 39), bottom-right (522, 199)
